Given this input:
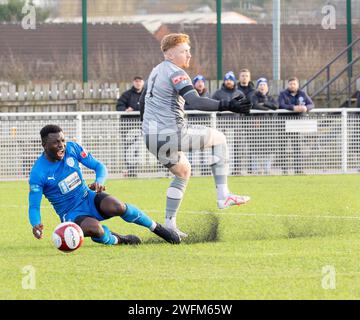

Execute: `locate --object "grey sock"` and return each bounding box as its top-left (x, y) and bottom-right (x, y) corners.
top-left (210, 143), bottom-right (229, 185)
top-left (166, 176), bottom-right (188, 220)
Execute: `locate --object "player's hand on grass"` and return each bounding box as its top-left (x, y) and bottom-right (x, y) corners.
top-left (32, 224), bottom-right (44, 239)
top-left (88, 182), bottom-right (106, 193)
top-left (219, 94), bottom-right (252, 114)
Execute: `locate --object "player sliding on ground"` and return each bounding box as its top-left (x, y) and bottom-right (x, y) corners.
top-left (141, 33), bottom-right (252, 239)
top-left (28, 124), bottom-right (181, 245)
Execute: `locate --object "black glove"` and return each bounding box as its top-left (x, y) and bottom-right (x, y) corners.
top-left (219, 94), bottom-right (252, 114)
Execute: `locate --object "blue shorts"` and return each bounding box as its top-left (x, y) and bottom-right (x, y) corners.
top-left (61, 190), bottom-right (109, 223)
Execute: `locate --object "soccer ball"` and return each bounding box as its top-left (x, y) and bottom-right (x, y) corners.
top-left (52, 222), bottom-right (84, 252)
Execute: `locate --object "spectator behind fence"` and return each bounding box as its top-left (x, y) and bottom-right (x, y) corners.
top-left (251, 78), bottom-right (279, 111)
top-left (278, 77), bottom-right (314, 113)
top-left (237, 69), bottom-right (255, 100)
top-left (212, 71), bottom-right (244, 101)
top-left (185, 74), bottom-right (209, 110)
top-left (248, 78), bottom-right (279, 175)
top-left (193, 74), bottom-right (209, 98)
top-left (278, 77), bottom-right (315, 175)
top-left (116, 76), bottom-right (144, 112)
top-left (117, 76), bottom-right (144, 177)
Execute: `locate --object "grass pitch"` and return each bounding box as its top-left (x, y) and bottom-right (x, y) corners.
top-left (1, 175), bottom-right (360, 300)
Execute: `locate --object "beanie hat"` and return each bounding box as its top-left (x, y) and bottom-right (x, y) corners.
top-left (224, 71), bottom-right (236, 82)
top-left (193, 74), bottom-right (206, 85)
top-left (256, 77), bottom-right (268, 88)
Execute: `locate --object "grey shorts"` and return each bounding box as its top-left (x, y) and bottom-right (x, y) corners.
top-left (143, 125), bottom-right (210, 168)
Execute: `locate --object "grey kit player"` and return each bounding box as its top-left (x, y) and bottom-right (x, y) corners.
top-left (140, 33), bottom-right (252, 238)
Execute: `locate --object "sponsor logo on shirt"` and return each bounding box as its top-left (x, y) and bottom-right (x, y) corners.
top-left (172, 74), bottom-right (190, 85)
top-left (58, 172), bottom-right (82, 194)
top-left (66, 157), bottom-right (75, 167)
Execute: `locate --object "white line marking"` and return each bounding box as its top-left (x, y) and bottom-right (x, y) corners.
top-left (2, 205), bottom-right (360, 221)
top-left (143, 209), bottom-right (360, 221)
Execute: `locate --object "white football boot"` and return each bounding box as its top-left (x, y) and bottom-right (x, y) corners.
top-left (171, 227), bottom-right (188, 239)
top-left (166, 216), bottom-right (188, 239)
top-left (217, 194), bottom-right (251, 209)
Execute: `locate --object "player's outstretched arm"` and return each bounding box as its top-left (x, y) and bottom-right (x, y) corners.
top-left (28, 184), bottom-right (43, 239)
top-left (81, 157), bottom-right (107, 190)
top-left (182, 88), bottom-right (252, 114)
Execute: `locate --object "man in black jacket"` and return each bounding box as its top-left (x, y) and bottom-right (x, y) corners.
top-left (237, 69), bottom-right (255, 100)
top-left (251, 78), bottom-right (279, 111)
top-left (212, 71), bottom-right (244, 101)
top-left (116, 76), bottom-right (144, 112)
top-left (117, 76), bottom-right (144, 178)
top-left (248, 78), bottom-right (278, 174)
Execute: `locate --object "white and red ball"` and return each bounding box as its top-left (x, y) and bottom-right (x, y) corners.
top-left (52, 222), bottom-right (84, 252)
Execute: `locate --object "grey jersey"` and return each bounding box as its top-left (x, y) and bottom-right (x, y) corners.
top-left (142, 60), bottom-right (193, 134)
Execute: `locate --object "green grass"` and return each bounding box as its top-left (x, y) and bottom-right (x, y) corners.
top-left (1, 175), bottom-right (360, 299)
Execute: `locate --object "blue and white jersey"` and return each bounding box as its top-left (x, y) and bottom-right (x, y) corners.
top-left (28, 141), bottom-right (107, 226)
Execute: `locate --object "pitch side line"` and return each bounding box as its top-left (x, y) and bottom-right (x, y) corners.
top-left (146, 210), bottom-right (360, 221)
top-left (2, 204), bottom-right (359, 221)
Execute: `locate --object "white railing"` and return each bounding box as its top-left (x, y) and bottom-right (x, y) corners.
top-left (0, 79), bottom-right (352, 102)
top-left (0, 109), bottom-right (359, 180)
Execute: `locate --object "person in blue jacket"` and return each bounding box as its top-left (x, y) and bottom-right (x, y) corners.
top-left (278, 77), bottom-right (314, 112)
top-left (278, 77), bottom-right (315, 174)
top-left (28, 124), bottom-right (181, 246)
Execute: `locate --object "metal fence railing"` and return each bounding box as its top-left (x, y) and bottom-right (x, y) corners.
top-left (1, 79), bottom-right (353, 103)
top-left (0, 109), bottom-right (359, 181)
